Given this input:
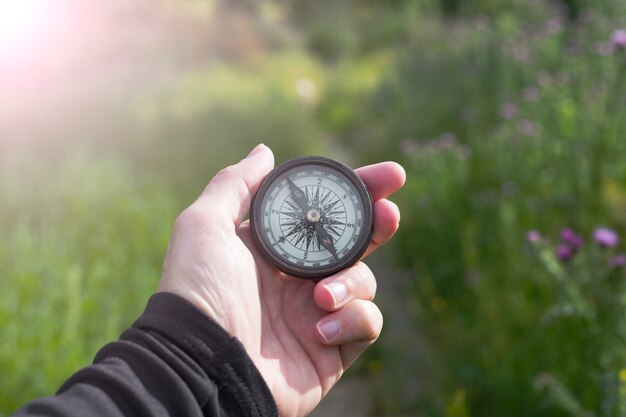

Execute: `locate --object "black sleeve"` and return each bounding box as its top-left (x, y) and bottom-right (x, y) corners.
top-left (12, 292), bottom-right (279, 417)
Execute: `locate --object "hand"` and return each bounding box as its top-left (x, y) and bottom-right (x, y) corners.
top-left (158, 144), bottom-right (405, 417)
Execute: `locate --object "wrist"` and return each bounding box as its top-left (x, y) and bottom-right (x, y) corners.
top-left (156, 281), bottom-right (230, 333)
top-left (129, 292), bottom-right (278, 417)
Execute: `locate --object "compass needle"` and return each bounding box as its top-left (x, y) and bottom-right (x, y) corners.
top-left (326, 225), bottom-right (342, 238)
top-left (313, 222), bottom-right (339, 260)
top-left (285, 200), bottom-right (301, 213)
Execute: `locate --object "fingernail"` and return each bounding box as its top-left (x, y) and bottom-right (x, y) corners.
top-left (247, 143), bottom-right (265, 158)
top-left (326, 283), bottom-right (347, 307)
top-left (317, 320), bottom-right (341, 342)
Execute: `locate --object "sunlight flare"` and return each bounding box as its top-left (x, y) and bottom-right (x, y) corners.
top-left (0, 0), bottom-right (51, 53)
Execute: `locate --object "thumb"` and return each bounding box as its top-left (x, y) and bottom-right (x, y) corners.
top-left (197, 144), bottom-right (274, 230)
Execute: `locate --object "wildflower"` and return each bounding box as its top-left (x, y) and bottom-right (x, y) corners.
top-left (546, 18), bottom-right (562, 35)
top-left (399, 138), bottom-right (417, 155)
top-left (560, 228), bottom-right (584, 250)
top-left (500, 102), bottom-right (518, 120)
top-left (527, 230), bottom-right (541, 243)
top-left (594, 227), bottom-right (619, 247)
top-left (439, 132), bottom-right (457, 148)
top-left (537, 72), bottom-right (551, 88)
top-left (510, 44), bottom-right (530, 63)
top-left (517, 119), bottom-right (537, 137)
top-left (523, 87), bottom-right (540, 102)
top-left (610, 254), bottom-right (626, 267)
top-left (612, 29), bottom-right (626, 52)
top-left (501, 181), bottom-right (518, 197)
top-left (556, 244), bottom-right (573, 262)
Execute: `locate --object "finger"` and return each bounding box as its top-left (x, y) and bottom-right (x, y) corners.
top-left (355, 161), bottom-right (406, 202)
top-left (313, 262), bottom-right (376, 311)
top-left (362, 198), bottom-right (401, 258)
top-left (315, 299), bottom-right (383, 347)
top-left (340, 340), bottom-right (376, 369)
top-left (195, 144), bottom-right (274, 230)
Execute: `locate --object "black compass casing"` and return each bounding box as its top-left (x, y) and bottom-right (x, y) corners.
top-left (250, 156), bottom-right (374, 279)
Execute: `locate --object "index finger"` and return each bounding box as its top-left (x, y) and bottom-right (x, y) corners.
top-left (355, 162), bottom-right (406, 201)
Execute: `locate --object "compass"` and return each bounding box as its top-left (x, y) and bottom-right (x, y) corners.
top-left (250, 156), bottom-right (374, 279)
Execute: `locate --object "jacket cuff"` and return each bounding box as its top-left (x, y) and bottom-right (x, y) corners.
top-left (130, 292), bottom-right (278, 417)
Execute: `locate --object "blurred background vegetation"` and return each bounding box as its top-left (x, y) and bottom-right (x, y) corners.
top-left (2, 0), bottom-right (626, 415)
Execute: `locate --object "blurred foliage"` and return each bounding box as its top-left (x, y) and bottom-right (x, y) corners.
top-left (0, 154), bottom-right (176, 411)
top-left (3, 0), bottom-right (626, 415)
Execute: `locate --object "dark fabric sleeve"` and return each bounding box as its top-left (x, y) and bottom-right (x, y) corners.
top-left (12, 292), bottom-right (279, 417)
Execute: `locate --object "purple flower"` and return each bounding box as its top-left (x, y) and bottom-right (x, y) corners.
top-left (556, 244), bottom-right (573, 262)
top-left (500, 102), bottom-right (518, 120)
top-left (594, 227), bottom-right (619, 247)
top-left (517, 119), bottom-right (537, 137)
top-left (523, 87), bottom-right (540, 102)
top-left (527, 230), bottom-right (541, 243)
top-left (399, 138), bottom-right (418, 155)
top-left (546, 18), bottom-right (562, 35)
top-left (560, 228), bottom-right (584, 250)
top-left (609, 254), bottom-right (626, 267)
top-left (439, 132), bottom-right (457, 148)
top-left (612, 29), bottom-right (626, 51)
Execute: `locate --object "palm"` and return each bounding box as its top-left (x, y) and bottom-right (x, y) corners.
top-left (228, 223), bottom-right (343, 417)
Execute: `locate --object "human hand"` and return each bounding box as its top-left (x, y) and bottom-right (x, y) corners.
top-left (158, 144), bottom-right (405, 417)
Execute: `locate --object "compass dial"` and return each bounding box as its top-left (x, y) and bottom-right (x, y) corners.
top-left (251, 156), bottom-right (374, 279)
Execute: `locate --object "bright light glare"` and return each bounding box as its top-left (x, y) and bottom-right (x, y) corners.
top-left (0, 0), bottom-right (50, 54)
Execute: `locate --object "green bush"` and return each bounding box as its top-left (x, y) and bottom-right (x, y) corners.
top-left (0, 154), bottom-right (176, 415)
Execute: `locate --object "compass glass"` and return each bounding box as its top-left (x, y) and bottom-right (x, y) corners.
top-left (251, 157), bottom-right (373, 279)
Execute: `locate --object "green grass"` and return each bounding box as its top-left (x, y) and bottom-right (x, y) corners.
top-left (0, 154), bottom-right (176, 414)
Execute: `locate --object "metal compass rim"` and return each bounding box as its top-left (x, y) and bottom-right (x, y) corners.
top-left (250, 156), bottom-right (374, 280)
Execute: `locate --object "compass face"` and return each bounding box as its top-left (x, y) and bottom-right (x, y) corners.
top-left (251, 156), bottom-right (373, 279)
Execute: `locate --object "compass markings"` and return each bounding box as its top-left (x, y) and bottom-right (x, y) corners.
top-left (294, 233), bottom-right (307, 248)
top-left (271, 173), bottom-right (359, 263)
top-left (319, 188), bottom-right (331, 207)
top-left (325, 224), bottom-right (342, 238)
top-left (284, 199), bottom-right (301, 213)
